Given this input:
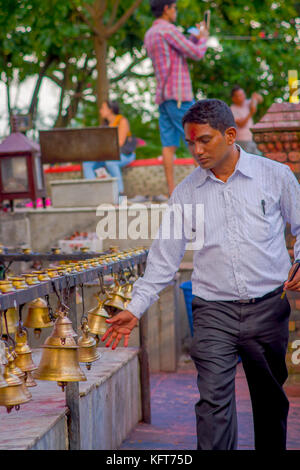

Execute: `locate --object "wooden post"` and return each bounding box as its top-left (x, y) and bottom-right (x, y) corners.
top-left (65, 285), bottom-right (81, 450)
top-left (139, 311), bottom-right (151, 424)
top-left (137, 261), bottom-right (151, 424)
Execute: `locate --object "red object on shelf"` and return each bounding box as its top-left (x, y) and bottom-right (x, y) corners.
top-left (43, 158), bottom-right (196, 174)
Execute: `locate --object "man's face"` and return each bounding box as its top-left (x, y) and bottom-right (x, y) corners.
top-left (231, 89), bottom-right (246, 106)
top-left (165, 3), bottom-right (177, 22)
top-left (184, 122), bottom-right (235, 170)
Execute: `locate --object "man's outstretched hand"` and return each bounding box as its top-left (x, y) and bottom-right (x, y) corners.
top-left (101, 310), bottom-right (138, 350)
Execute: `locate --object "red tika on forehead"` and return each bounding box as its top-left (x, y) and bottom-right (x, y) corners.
top-left (188, 124), bottom-right (199, 141)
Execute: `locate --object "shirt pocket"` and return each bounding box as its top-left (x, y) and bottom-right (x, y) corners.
top-left (236, 192), bottom-right (278, 242)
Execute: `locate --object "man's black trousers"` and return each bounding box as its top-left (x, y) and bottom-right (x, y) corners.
top-left (190, 289), bottom-right (291, 450)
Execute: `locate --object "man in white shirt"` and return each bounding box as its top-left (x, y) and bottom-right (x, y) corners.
top-left (102, 99), bottom-right (300, 450)
top-left (230, 85), bottom-right (263, 154)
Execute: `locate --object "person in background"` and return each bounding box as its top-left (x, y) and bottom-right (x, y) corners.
top-left (82, 101), bottom-right (136, 196)
top-left (144, 0), bottom-right (208, 197)
top-left (230, 85), bottom-right (263, 154)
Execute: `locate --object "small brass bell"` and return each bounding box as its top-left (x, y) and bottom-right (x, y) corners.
top-left (0, 361), bottom-right (31, 413)
top-left (51, 309), bottom-right (77, 341)
top-left (104, 284), bottom-right (127, 311)
top-left (78, 319), bottom-right (101, 370)
top-left (87, 297), bottom-right (111, 343)
top-left (24, 371), bottom-right (37, 388)
top-left (6, 349), bottom-right (32, 399)
top-left (24, 298), bottom-right (54, 338)
top-left (33, 310), bottom-right (86, 391)
top-left (1, 308), bottom-right (19, 335)
top-left (14, 329), bottom-right (37, 373)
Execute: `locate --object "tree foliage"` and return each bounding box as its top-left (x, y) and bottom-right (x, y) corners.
top-left (0, 0), bottom-right (299, 157)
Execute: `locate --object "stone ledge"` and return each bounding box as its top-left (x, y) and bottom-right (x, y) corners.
top-left (79, 348), bottom-right (139, 397)
top-left (0, 347), bottom-right (141, 450)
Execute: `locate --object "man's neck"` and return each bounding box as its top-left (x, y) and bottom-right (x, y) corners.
top-left (210, 146), bottom-right (240, 183)
top-left (159, 14), bottom-right (171, 23)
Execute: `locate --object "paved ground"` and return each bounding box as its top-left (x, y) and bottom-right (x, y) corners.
top-left (120, 357), bottom-right (300, 450)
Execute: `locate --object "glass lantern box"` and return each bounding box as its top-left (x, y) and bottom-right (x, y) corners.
top-left (0, 132), bottom-right (46, 211)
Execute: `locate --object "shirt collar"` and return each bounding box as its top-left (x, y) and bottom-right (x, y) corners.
top-left (194, 145), bottom-right (255, 188)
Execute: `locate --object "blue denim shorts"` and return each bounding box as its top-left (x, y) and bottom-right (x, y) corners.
top-left (159, 100), bottom-right (195, 148)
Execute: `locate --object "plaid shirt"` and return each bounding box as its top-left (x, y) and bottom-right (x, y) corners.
top-left (144, 19), bottom-right (208, 105)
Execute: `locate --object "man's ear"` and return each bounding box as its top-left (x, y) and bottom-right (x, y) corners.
top-left (225, 127), bottom-right (237, 145)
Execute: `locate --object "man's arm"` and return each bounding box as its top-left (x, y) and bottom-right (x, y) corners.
top-left (126, 192), bottom-right (188, 319)
top-left (163, 24), bottom-right (208, 61)
top-left (102, 190), bottom-right (189, 348)
top-left (280, 166), bottom-right (300, 291)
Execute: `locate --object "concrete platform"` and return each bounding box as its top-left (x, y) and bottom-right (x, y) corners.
top-left (0, 347), bottom-right (141, 450)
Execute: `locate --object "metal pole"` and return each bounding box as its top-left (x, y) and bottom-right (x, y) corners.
top-left (65, 285), bottom-right (81, 450)
top-left (137, 261), bottom-right (151, 424)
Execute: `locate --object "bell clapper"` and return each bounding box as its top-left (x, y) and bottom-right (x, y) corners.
top-left (34, 328), bottom-right (42, 339)
top-left (57, 381), bottom-right (67, 392)
top-left (95, 335), bottom-right (100, 345)
top-left (86, 363), bottom-right (92, 371)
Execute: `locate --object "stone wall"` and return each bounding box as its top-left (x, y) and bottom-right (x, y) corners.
top-left (44, 163), bottom-right (196, 199)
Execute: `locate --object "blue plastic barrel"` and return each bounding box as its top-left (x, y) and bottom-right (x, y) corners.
top-left (180, 280), bottom-right (194, 336)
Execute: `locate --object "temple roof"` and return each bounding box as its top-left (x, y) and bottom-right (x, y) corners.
top-left (0, 132), bottom-right (40, 155)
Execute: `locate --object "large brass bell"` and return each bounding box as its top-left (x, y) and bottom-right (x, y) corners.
top-left (24, 298), bottom-right (54, 338)
top-left (14, 329), bottom-right (37, 373)
top-left (33, 310), bottom-right (86, 391)
top-left (87, 296), bottom-right (111, 344)
top-left (1, 308), bottom-right (19, 335)
top-left (0, 358), bottom-right (31, 413)
top-left (78, 319), bottom-right (101, 370)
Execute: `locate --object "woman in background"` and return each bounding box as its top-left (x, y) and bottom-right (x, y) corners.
top-left (82, 101), bottom-right (136, 195)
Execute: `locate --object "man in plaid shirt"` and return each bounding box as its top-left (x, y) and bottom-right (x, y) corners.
top-left (145, 0), bottom-right (208, 196)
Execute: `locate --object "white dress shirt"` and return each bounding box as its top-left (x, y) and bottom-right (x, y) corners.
top-left (127, 146), bottom-right (300, 319)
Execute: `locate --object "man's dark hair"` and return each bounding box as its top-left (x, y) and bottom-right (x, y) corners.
top-left (150, 0), bottom-right (175, 18)
top-left (182, 99), bottom-right (236, 135)
top-left (231, 85), bottom-right (243, 98)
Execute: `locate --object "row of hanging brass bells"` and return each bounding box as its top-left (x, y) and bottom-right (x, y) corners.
top-left (87, 278), bottom-right (134, 343)
top-left (33, 308), bottom-right (101, 390)
top-left (1, 298), bottom-right (53, 339)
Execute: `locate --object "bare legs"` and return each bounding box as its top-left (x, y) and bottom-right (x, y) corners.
top-left (162, 145), bottom-right (176, 196)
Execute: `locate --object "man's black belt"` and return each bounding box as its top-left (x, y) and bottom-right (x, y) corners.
top-left (230, 284), bottom-right (284, 304)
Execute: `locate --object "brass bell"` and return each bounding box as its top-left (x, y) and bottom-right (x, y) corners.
top-left (122, 282), bottom-right (134, 301)
top-left (24, 371), bottom-right (37, 388)
top-left (6, 349), bottom-right (32, 399)
top-left (1, 308), bottom-right (19, 335)
top-left (33, 310), bottom-right (86, 391)
top-left (78, 319), bottom-right (101, 370)
top-left (0, 361), bottom-right (31, 413)
top-left (24, 298), bottom-right (54, 338)
top-left (51, 309), bottom-right (77, 341)
top-left (14, 329), bottom-right (37, 373)
top-left (0, 366), bottom-right (7, 389)
top-left (87, 297), bottom-right (111, 343)
top-left (104, 284), bottom-right (127, 311)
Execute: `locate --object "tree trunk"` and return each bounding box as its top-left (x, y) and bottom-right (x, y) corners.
top-left (94, 36), bottom-right (109, 111)
top-left (5, 76), bottom-right (12, 133)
